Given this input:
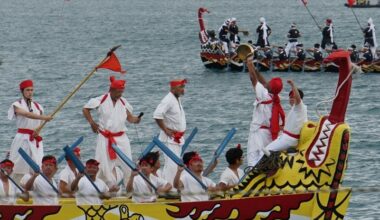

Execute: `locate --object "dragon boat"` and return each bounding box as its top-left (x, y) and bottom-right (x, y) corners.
top-left (198, 8), bottom-right (244, 71)
top-left (0, 51), bottom-right (354, 219)
top-left (344, 2), bottom-right (380, 8)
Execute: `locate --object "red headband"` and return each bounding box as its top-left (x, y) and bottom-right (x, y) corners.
top-left (19, 80), bottom-right (33, 90)
top-left (170, 79), bottom-right (187, 87)
top-left (236, 144), bottom-right (241, 149)
top-left (42, 158), bottom-right (57, 165)
top-left (0, 161), bottom-right (14, 168)
top-left (73, 147), bottom-right (81, 156)
top-left (140, 158), bottom-right (155, 166)
top-left (187, 153), bottom-right (203, 167)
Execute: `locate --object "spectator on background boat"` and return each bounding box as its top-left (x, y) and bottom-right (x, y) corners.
top-left (275, 46), bottom-right (288, 61)
top-left (219, 145), bottom-right (244, 191)
top-left (321, 19), bottom-right (336, 50)
top-left (256, 17), bottom-right (272, 48)
top-left (285, 23), bottom-right (301, 57)
top-left (127, 153), bottom-right (171, 203)
top-left (363, 18), bottom-right (378, 59)
top-left (306, 43), bottom-right (323, 62)
top-left (245, 54), bottom-right (285, 167)
top-left (58, 147), bottom-right (81, 198)
top-left (229, 18), bottom-right (240, 50)
top-left (0, 159), bottom-right (29, 204)
top-left (22, 155), bottom-right (59, 205)
top-left (206, 30), bottom-right (224, 55)
top-left (153, 79), bottom-right (187, 191)
top-left (256, 80), bottom-right (307, 175)
top-left (7, 80), bottom-right (53, 184)
top-left (83, 76), bottom-right (141, 188)
top-left (218, 19), bottom-right (231, 55)
top-left (359, 46), bottom-right (374, 63)
top-left (71, 159), bottom-right (115, 205)
top-left (296, 44), bottom-right (306, 60)
top-left (174, 152), bottom-right (220, 202)
top-left (263, 46), bottom-right (273, 59)
top-left (348, 44), bottom-right (360, 63)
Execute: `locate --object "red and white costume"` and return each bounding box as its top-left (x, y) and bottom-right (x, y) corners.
top-left (84, 93), bottom-right (133, 186)
top-left (132, 174), bottom-right (168, 203)
top-left (266, 101), bottom-right (308, 152)
top-left (0, 179), bottom-right (21, 205)
top-left (8, 99), bottom-right (44, 175)
top-left (21, 174), bottom-right (58, 205)
top-left (76, 177), bottom-right (109, 205)
top-left (153, 92), bottom-right (186, 186)
top-left (180, 172), bottom-right (215, 202)
top-left (219, 167), bottom-right (244, 186)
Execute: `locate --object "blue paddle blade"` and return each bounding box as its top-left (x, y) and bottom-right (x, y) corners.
top-left (63, 146), bottom-right (85, 173)
top-left (137, 141), bottom-right (156, 161)
top-left (181, 127), bottom-right (198, 156)
top-left (57, 136), bottom-right (84, 164)
top-left (18, 148), bottom-right (40, 173)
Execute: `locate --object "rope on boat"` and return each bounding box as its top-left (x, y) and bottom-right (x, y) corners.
top-left (3, 184), bottom-right (380, 200)
top-left (315, 63), bottom-right (360, 117)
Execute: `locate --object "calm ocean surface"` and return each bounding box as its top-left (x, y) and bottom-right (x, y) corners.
top-left (0, 0), bottom-right (379, 218)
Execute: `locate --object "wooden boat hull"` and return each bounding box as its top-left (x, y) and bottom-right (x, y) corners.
top-left (272, 60), bottom-right (289, 72)
top-left (200, 53), bottom-right (228, 69)
top-left (0, 189), bottom-right (351, 219)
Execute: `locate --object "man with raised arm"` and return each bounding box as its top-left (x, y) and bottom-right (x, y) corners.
top-left (83, 76), bottom-right (141, 187)
top-left (153, 79), bottom-right (187, 188)
top-left (8, 80), bottom-right (52, 183)
top-left (245, 54), bottom-right (285, 167)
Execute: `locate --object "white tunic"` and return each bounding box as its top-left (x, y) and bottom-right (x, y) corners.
top-left (21, 174), bottom-right (59, 205)
top-left (97, 166), bottom-right (124, 196)
top-left (58, 165), bottom-right (77, 192)
top-left (219, 167), bottom-right (244, 186)
top-left (247, 82), bottom-right (273, 166)
top-left (266, 101), bottom-right (308, 152)
top-left (153, 92), bottom-right (186, 187)
top-left (180, 172), bottom-right (215, 202)
top-left (8, 99), bottom-right (45, 175)
top-left (132, 174), bottom-right (168, 203)
top-left (84, 93), bottom-right (133, 184)
top-left (0, 179), bottom-right (21, 204)
top-left (76, 177), bottom-right (109, 205)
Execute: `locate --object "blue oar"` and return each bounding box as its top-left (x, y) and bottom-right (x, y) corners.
top-left (57, 136), bottom-right (84, 164)
top-left (63, 146), bottom-right (101, 193)
top-left (203, 128), bottom-right (237, 177)
top-left (153, 137), bottom-right (207, 190)
top-left (18, 148), bottom-right (59, 194)
top-left (0, 168), bottom-right (25, 193)
top-left (181, 127), bottom-right (198, 156)
top-left (137, 141), bottom-right (156, 161)
top-left (111, 144), bottom-right (157, 191)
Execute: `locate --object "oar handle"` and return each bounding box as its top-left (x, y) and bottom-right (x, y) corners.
top-left (0, 169), bottom-right (25, 193)
top-left (181, 127), bottom-right (198, 156)
top-left (57, 136), bottom-right (84, 164)
top-left (138, 112), bottom-right (144, 118)
top-left (111, 144), bottom-right (158, 191)
top-left (153, 137), bottom-right (207, 190)
top-left (203, 128), bottom-right (237, 177)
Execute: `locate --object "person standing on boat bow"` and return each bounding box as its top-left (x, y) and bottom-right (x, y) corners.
top-left (363, 18), bottom-right (378, 59)
top-left (245, 54), bottom-right (285, 167)
top-left (218, 19), bottom-right (231, 55)
top-left (256, 17), bottom-right (272, 48)
top-left (285, 23), bottom-right (301, 57)
top-left (7, 80), bottom-right (53, 183)
top-left (153, 79), bottom-right (187, 188)
top-left (83, 76), bottom-right (141, 187)
top-left (321, 19), bottom-right (336, 50)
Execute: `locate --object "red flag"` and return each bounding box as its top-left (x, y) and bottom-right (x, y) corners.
top-left (347, 0), bottom-right (355, 7)
top-left (97, 52), bottom-right (126, 74)
top-left (301, 0), bottom-right (307, 5)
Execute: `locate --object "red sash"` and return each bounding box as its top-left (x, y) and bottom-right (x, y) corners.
top-left (99, 130), bottom-right (124, 160)
top-left (172, 131), bottom-right (185, 144)
top-left (257, 96), bottom-right (285, 140)
top-left (283, 130), bottom-right (300, 139)
top-left (17, 128), bottom-right (42, 148)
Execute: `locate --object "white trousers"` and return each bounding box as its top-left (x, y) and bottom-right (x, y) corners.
top-left (285, 41), bottom-right (298, 57)
top-left (161, 141), bottom-right (181, 190)
top-left (247, 128), bottom-right (272, 166)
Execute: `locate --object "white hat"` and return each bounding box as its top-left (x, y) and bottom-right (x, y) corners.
top-left (231, 17), bottom-right (237, 22)
top-left (259, 17), bottom-right (265, 23)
